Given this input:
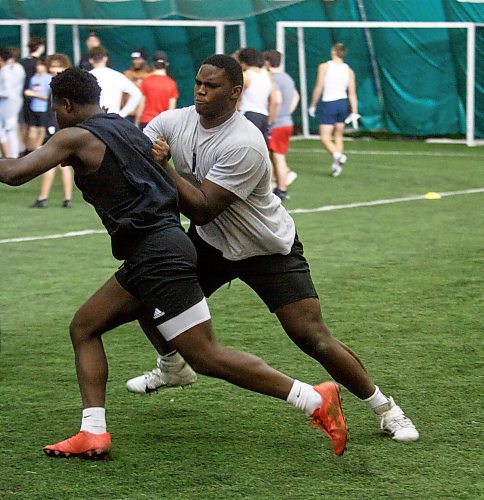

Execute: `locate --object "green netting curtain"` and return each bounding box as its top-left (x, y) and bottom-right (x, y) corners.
top-left (0, 0), bottom-right (482, 137)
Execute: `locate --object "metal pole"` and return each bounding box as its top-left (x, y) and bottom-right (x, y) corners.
top-left (46, 21), bottom-right (56, 55)
top-left (356, 0), bottom-right (385, 108)
top-left (20, 21), bottom-right (30, 58)
top-left (239, 22), bottom-right (247, 48)
top-left (72, 24), bottom-right (81, 66)
top-left (297, 27), bottom-right (310, 138)
top-left (276, 22), bottom-right (285, 71)
top-left (215, 22), bottom-right (224, 54)
top-left (466, 24), bottom-right (476, 147)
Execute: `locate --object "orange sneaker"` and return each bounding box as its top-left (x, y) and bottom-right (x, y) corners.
top-left (43, 431), bottom-right (111, 459)
top-left (310, 382), bottom-right (348, 456)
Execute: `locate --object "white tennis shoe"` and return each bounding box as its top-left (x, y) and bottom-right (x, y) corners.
top-left (331, 162), bottom-right (342, 177)
top-left (379, 397), bottom-right (419, 442)
top-left (126, 354), bottom-right (197, 394)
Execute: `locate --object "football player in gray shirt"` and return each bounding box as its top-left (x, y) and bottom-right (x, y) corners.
top-left (128, 54), bottom-right (418, 444)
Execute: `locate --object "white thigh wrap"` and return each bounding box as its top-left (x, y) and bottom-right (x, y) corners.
top-left (156, 298), bottom-right (211, 341)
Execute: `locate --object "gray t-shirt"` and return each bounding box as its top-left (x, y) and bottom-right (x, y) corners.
top-left (272, 71), bottom-right (295, 128)
top-left (144, 106), bottom-right (295, 261)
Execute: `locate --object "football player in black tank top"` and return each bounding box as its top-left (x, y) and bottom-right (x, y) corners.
top-left (0, 68), bottom-right (347, 459)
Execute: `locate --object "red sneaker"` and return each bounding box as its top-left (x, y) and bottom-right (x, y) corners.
top-left (310, 382), bottom-right (348, 456)
top-left (43, 431), bottom-right (111, 459)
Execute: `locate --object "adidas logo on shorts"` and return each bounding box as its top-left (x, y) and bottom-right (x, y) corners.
top-left (153, 308), bottom-right (165, 319)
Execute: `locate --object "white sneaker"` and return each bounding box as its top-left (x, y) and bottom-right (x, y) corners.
top-left (379, 397), bottom-right (419, 442)
top-left (331, 162), bottom-right (342, 177)
top-left (338, 154), bottom-right (347, 165)
top-left (286, 170), bottom-right (298, 186)
top-left (126, 354), bottom-right (197, 394)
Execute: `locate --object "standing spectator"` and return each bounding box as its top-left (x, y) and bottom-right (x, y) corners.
top-left (123, 48), bottom-right (152, 124)
top-left (308, 42), bottom-right (360, 177)
top-left (0, 48), bottom-right (25, 158)
top-left (89, 46), bottom-right (141, 117)
top-left (135, 50), bottom-right (178, 129)
top-left (19, 36), bottom-right (45, 155)
top-left (263, 49), bottom-right (300, 201)
top-left (24, 58), bottom-right (51, 153)
top-left (78, 32), bottom-right (101, 71)
top-left (0, 48), bottom-right (13, 158)
top-left (237, 47), bottom-right (277, 144)
top-left (30, 53), bottom-right (73, 209)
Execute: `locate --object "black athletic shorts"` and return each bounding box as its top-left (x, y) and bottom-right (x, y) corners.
top-left (115, 226), bottom-right (204, 324)
top-left (188, 225), bottom-right (318, 312)
top-left (27, 111), bottom-right (50, 128)
top-left (21, 100), bottom-right (32, 124)
top-left (243, 111), bottom-right (269, 144)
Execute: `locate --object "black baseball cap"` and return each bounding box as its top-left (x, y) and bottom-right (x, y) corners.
top-left (152, 50), bottom-right (168, 63)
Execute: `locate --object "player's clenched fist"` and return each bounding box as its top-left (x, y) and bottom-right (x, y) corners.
top-left (152, 136), bottom-right (171, 165)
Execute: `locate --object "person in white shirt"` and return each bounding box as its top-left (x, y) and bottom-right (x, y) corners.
top-left (237, 47), bottom-right (277, 144)
top-left (0, 48), bottom-right (25, 158)
top-left (309, 43), bottom-right (360, 177)
top-left (88, 46), bottom-right (141, 118)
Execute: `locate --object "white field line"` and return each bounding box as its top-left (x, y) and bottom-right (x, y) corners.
top-left (0, 188), bottom-right (483, 245)
top-left (290, 188), bottom-right (484, 214)
top-left (288, 148), bottom-right (482, 158)
top-left (0, 229), bottom-right (107, 244)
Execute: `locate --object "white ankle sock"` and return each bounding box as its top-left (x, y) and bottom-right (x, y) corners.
top-left (287, 380), bottom-right (322, 416)
top-left (80, 407), bottom-right (106, 434)
top-left (332, 151), bottom-right (342, 161)
top-left (362, 386), bottom-right (391, 414)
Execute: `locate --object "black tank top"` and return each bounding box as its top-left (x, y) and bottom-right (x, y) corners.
top-left (75, 113), bottom-right (180, 260)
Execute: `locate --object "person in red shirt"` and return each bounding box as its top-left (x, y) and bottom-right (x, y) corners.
top-left (135, 50), bottom-right (178, 130)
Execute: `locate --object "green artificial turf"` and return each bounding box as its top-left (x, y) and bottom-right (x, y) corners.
top-left (1, 139), bottom-right (483, 499)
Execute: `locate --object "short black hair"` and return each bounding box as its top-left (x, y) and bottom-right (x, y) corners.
top-left (201, 54), bottom-right (243, 87)
top-left (0, 47), bottom-right (11, 62)
top-left (50, 67), bottom-right (101, 105)
top-left (238, 47), bottom-right (264, 68)
top-left (28, 37), bottom-right (45, 53)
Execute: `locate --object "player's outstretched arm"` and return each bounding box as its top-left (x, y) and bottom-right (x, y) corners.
top-left (0, 128), bottom-right (81, 186)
